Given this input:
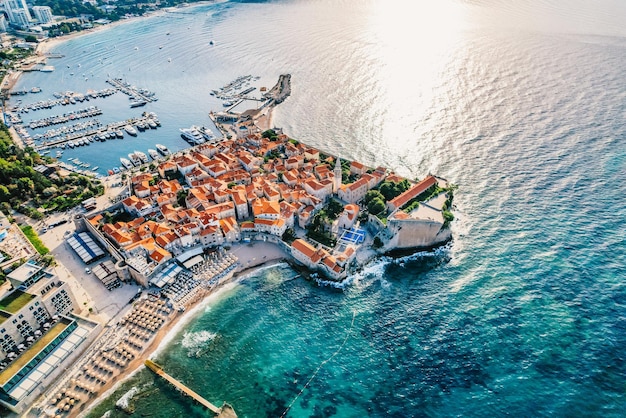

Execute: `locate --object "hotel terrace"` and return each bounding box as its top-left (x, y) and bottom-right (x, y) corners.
top-left (88, 131), bottom-right (448, 282)
top-left (0, 261), bottom-right (100, 414)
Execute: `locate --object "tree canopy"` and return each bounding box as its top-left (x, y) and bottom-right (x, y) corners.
top-left (0, 123), bottom-right (103, 217)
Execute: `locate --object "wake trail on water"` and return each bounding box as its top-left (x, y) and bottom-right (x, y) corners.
top-left (280, 311), bottom-right (357, 418)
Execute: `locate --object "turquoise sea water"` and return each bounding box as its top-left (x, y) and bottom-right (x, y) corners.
top-left (13, 0), bottom-right (626, 416)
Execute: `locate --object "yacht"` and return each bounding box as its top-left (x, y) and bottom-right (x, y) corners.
top-left (128, 152), bottom-right (142, 166)
top-left (198, 126), bottom-right (216, 142)
top-left (124, 125), bottom-right (138, 136)
top-left (130, 100), bottom-right (147, 108)
top-left (156, 144), bottom-right (170, 155)
top-left (180, 127), bottom-right (204, 144)
top-left (115, 130), bottom-right (124, 139)
top-left (120, 157), bottom-right (133, 170)
top-left (147, 120), bottom-right (157, 129)
top-left (148, 149), bottom-right (159, 160)
top-left (135, 150), bottom-right (149, 164)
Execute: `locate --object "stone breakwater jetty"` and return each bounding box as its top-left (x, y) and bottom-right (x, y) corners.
top-left (265, 74), bottom-right (291, 104)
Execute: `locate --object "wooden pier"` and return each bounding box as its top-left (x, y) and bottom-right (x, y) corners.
top-left (144, 360), bottom-right (237, 417)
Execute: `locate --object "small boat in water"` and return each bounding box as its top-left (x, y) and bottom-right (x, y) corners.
top-left (130, 100), bottom-right (147, 108)
top-left (156, 144), bottom-right (170, 155)
top-left (120, 158), bottom-right (133, 170)
top-left (148, 149), bottom-right (159, 160)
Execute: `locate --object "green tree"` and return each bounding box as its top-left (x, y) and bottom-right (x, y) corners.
top-left (177, 189), bottom-right (188, 207)
top-left (326, 199), bottom-right (343, 220)
top-left (367, 197), bottom-right (386, 215)
top-left (0, 185), bottom-right (9, 202)
top-left (364, 190), bottom-right (384, 205)
top-left (281, 227), bottom-right (297, 244)
top-left (17, 177), bottom-right (34, 194)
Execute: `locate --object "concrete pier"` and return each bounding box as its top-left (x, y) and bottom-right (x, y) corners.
top-left (144, 359), bottom-right (237, 417)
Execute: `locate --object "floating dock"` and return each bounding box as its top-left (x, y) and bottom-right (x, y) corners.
top-left (144, 359), bottom-right (237, 417)
top-left (106, 78), bottom-right (158, 104)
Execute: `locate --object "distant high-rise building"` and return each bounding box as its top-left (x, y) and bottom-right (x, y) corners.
top-left (32, 6), bottom-right (53, 24)
top-left (9, 8), bottom-right (29, 28)
top-left (3, 0), bottom-right (32, 27)
top-left (0, 15), bottom-right (8, 32)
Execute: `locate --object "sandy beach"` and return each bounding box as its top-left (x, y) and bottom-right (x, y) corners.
top-left (70, 241), bottom-right (290, 417)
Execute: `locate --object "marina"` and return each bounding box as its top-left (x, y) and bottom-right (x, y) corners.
top-left (34, 112), bottom-right (162, 151)
top-left (9, 88), bottom-right (117, 114)
top-left (28, 106), bottom-right (103, 129)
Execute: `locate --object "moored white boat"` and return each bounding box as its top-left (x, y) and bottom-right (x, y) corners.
top-left (128, 152), bottom-right (141, 166)
top-left (135, 150), bottom-right (149, 164)
top-left (124, 125), bottom-right (138, 136)
top-left (156, 144), bottom-right (170, 155)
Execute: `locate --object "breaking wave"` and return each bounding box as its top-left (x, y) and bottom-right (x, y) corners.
top-left (181, 330), bottom-right (218, 358)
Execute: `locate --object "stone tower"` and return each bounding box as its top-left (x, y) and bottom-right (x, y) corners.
top-left (333, 156), bottom-right (342, 194)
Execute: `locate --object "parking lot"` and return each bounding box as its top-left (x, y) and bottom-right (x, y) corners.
top-left (38, 214), bottom-right (140, 323)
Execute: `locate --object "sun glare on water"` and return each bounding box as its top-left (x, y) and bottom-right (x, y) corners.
top-left (362, 0), bottom-right (472, 162)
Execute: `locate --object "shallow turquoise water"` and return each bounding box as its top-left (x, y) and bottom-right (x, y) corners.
top-left (13, 0), bottom-right (626, 416)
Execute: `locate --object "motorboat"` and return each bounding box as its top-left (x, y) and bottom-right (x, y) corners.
top-left (135, 150), bottom-right (149, 164)
top-left (120, 158), bottom-right (133, 169)
top-left (128, 152), bottom-right (142, 166)
top-left (124, 125), bottom-right (138, 136)
top-left (156, 144), bottom-right (170, 155)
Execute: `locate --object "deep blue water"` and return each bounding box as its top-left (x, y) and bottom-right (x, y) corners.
top-left (13, 0), bottom-right (626, 416)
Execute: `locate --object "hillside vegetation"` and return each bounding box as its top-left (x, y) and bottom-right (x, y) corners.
top-left (0, 123), bottom-right (103, 218)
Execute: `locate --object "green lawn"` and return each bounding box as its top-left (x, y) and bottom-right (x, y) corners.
top-left (0, 290), bottom-right (35, 314)
top-left (19, 225), bottom-right (49, 255)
